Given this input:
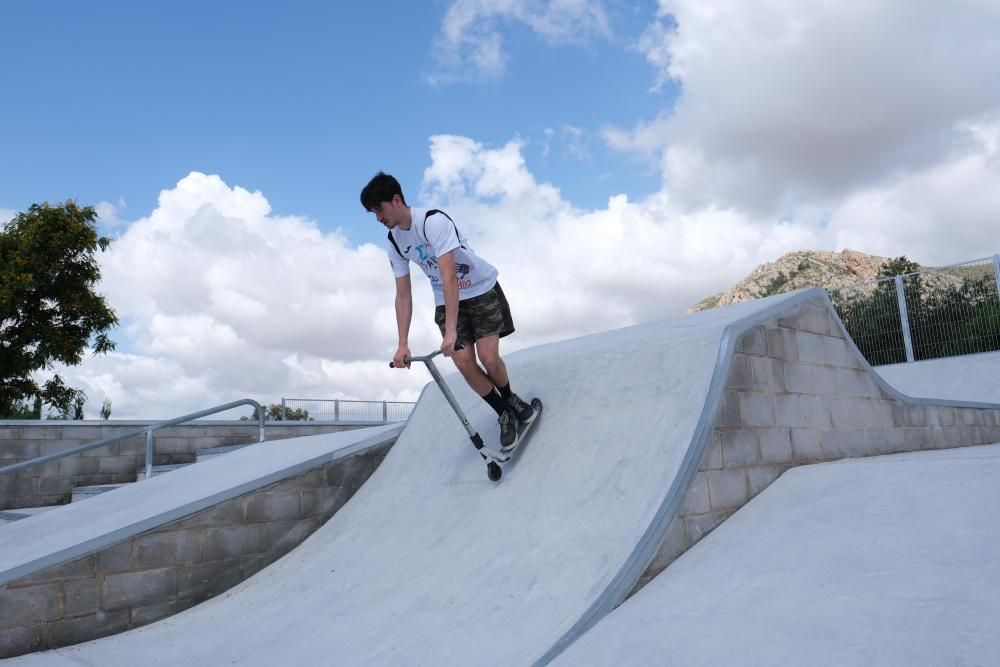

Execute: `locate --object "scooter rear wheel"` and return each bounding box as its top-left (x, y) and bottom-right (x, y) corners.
top-left (487, 461), bottom-right (502, 482)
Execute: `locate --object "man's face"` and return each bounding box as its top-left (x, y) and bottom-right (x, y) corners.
top-left (370, 195), bottom-right (407, 229)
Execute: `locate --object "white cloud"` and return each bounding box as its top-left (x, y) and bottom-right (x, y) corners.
top-left (615, 0), bottom-right (1000, 219)
top-left (429, 0), bottom-right (611, 84)
top-left (57, 172), bottom-right (433, 419)
top-left (0, 208), bottom-right (16, 224)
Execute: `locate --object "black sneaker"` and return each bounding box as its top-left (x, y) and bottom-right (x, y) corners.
top-left (507, 393), bottom-right (536, 425)
top-left (499, 408), bottom-right (518, 451)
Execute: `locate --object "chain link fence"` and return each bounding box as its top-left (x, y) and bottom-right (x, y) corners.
top-left (829, 254), bottom-right (1000, 366)
top-left (278, 398), bottom-right (414, 423)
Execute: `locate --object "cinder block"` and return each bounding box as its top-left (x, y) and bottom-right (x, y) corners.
top-left (57, 456), bottom-right (101, 477)
top-left (264, 519), bottom-right (320, 555)
top-left (837, 368), bottom-right (879, 398)
top-left (203, 525), bottom-right (263, 562)
top-left (800, 396), bottom-right (832, 428)
top-left (245, 492), bottom-right (302, 524)
top-left (96, 542), bottom-right (132, 574)
top-left (822, 336), bottom-right (853, 367)
top-left (766, 327), bottom-right (798, 362)
top-left (0, 585), bottom-right (61, 628)
top-left (830, 399), bottom-right (869, 429)
top-left (812, 365), bottom-right (838, 395)
top-left (726, 354), bottom-right (753, 390)
top-left (750, 356), bottom-right (784, 392)
top-left (721, 431), bottom-right (759, 468)
top-left (0, 625), bottom-right (46, 659)
top-left (698, 431), bottom-right (724, 470)
top-left (714, 391), bottom-right (743, 428)
top-left (176, 561), bottom-right (244, 601)
top-left (13, 556), bottom-right (95, 585)
top-left (306, 486), bottom-right (354, 516)
top-left (707, 469), bottom-right (749, 510)
top-left (783, 363), bottom-right (813, 394)
top-left (737, 326), bottom-right (767, 356)
top-left (739, 393), bottom-right (774, 428)
top-left (98, 456), bottom-right (138, 475)
top-left (820, 429), bottom-right (869, 459)
top-left (749, 466), bottom-right (785, 498)
top-left (796, 332), bottom-right (826, 365)
top-left (684, 511), bottom-right (733, 546)
top-left (241, 552), bottom-right (277, 579)
top-left (646, 517), bottom-right (688, 577)
top-left (870, 401), bottom-right (895, 427)
top-left (171, 497), bottom-right (245, 530)
top-left (759, 429), bottom-right (793, 465)
top-left (773, 395), bottom-right (803, 428)
top-left (129, 600), bottom-right (191, 627)
top-left (680, 472), bottom-right (711, 515)
top-left (132, 531), bottom-right (204, 569)
top-left (324, 454), bottom-right (376, 487)
top-left (791, 429), bottom-right (824, 462)
top-left (103, 568), bottom-right (177, 611)
top-left (36, 477), bottom-right (73, 498)
top-left (50, 610), bottom-right (129, 648)
top-left (63, 579), bottom-right (101, 617)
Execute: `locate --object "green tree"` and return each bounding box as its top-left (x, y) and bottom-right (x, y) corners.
top-left (0, 202), bottom-right (119, 418)
top-left (241, 403), bottom-right (313, 422)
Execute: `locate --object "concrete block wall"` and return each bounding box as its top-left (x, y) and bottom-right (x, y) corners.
top-left (0, 422), bottom-right (380, 509)
top-left (635, 299), bottom-right (1000, 591)
top-left (0, 441), bottom-right (391, 658)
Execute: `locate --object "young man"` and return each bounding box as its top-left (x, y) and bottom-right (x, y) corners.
top-left (361, 171), bottom-right (534, 450)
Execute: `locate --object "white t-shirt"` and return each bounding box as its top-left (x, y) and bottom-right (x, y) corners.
top-left (386, 208), bottom-right (498, 306)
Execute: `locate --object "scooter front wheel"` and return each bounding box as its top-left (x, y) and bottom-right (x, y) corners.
top-left (487, 461), bottom-right (502, 482)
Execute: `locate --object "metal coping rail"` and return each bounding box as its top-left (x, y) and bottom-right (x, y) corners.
top-left (0, 398), bottom-right (266, 480)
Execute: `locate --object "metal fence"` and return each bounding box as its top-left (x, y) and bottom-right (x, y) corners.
top-left (279, 398), bottom-right (414, 422)
top-left (828, 254), bottom-right (1000, 366)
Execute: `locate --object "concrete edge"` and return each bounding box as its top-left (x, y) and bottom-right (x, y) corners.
top-left (0, 424), bottom-right (404, 587)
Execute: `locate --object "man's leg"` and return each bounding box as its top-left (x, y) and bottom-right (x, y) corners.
top-left (473, 335), bottom-right (508, 388)
top-left (450, 344), bottom-right (495, 396)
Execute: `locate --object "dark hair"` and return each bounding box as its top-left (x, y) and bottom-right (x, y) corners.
top-left (360, 171), bottom-right (407, 211)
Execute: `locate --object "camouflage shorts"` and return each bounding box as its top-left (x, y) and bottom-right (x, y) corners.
top-left (435, 282), bottom-right (515, 345)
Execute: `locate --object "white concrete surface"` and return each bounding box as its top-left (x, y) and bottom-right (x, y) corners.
top-left (876, 350), bottom-right (1000, 403)
top-left (554, 444), bottom-right (1000, 666)
top-left (0, 424), bottom-right (401, 586)
top-left (9, 290), bottom-right (817, 666)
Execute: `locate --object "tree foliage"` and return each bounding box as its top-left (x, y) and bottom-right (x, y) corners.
top-left (241, 403), bottom-right (313, 422)
top-left (832, 256), bottom-right (1000, 365)
top-left (0, 202), bottom-right (119, 417)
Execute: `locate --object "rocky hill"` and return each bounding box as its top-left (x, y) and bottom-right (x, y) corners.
top-left (688, 249), bottom-right (899, 313)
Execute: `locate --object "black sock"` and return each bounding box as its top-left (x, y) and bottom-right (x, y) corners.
top-left (481, 388), bottom-right (507, 416)
top-left (497, 383), bottom-right (512, 401)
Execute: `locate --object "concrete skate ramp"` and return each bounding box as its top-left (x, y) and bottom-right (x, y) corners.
top-left (876, 350), bottom-right (1000, 403)
top-left (13, 290), bottom-right (825, 666)
top-left (553, 444), bottom-right (1000, 666)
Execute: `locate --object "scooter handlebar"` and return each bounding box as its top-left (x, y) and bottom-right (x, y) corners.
top-left (390, 342), bottom-right (465, 368)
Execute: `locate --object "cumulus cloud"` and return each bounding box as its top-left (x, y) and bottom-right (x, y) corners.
top-left (429, 0), bottom-right (611, 84)
top-left (54, 173), bottom-right (434, 419)
top-left (614, 0), bottom-right (1000, 220)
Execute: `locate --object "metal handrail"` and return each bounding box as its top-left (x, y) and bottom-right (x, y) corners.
top-left (0, 399), bottom-right (266, 480)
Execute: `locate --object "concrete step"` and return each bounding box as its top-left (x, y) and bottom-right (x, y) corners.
top-left (72, 484), bottom-right (128, 503)
top-left (136, 463), bottom-right (192, 481)
top-left (0, 505), bottom-right (60, 525)
top-left (196, 443), bottom-right (253, 462)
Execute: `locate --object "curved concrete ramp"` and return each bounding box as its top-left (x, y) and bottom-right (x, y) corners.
top-left (12, 288), bottom-right (1000, 665)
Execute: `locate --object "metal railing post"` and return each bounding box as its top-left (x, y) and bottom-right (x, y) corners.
top-left (258, 410), bottom-right (266, 442)
top-left (993, 254), bottom-right (1000, 302)
top-left (334, 399), bottom-right (339, 422)
top-left (383, 400), bottom-right (388, 422)
top-left (281, 398), bottom-right (286, 422)
top-left (894, 275), bottom-right (915, 363)
top-left (144, 429), bottom-right (153, 479)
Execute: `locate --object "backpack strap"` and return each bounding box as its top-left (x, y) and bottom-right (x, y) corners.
top-left (422, 209), bottom-right (465, 249)
top-left (387, 230), bottom-right (406, 260)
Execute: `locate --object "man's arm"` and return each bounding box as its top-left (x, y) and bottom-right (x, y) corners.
top-left (437, 250), bottom-right (459, 357)
top-left (393, 274), bottom-right (413, 368)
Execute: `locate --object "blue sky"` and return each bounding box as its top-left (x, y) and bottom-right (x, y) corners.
top-left (2, 1), bottom-right (668, 248)
top-left (4, 0), bottom-right (1000, 418)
